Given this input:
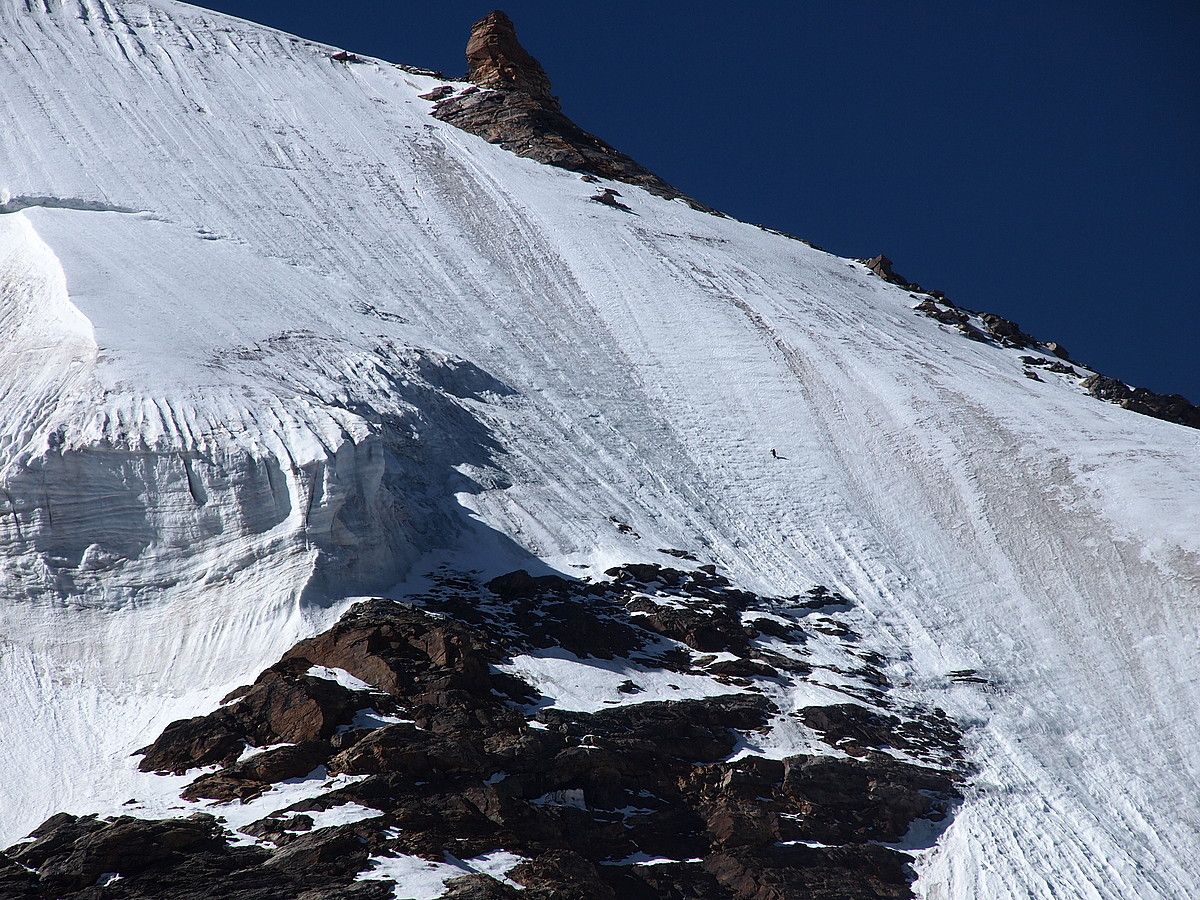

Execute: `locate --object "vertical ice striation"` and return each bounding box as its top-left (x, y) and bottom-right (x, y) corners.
top-left (0, 2), bottom-right (1198, 898)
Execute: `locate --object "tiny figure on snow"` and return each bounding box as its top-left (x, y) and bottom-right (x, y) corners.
top-left (771, 448), bottom-right (787, 460)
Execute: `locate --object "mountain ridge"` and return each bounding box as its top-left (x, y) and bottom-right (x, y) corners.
top-left (0, 3), bottom-right (1198, 898)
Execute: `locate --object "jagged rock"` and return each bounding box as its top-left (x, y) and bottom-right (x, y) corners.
top-left (1045, 341), bottom-right (1071, 359)
top-left (799, 703), bottom-right (962, 762)
top-left (0, 851), bottom-right (39, 900)
top-left (926, 289), bottom-right (955, 306)
top-left (781, 754), bottom-right (957, 844)
top-left (705, 843), bottom-right (915, 900)
top-left (261, 825), bottom-right (378, 879)
top-left (15, 566), bottom-right (966, 899)
top-left (1082, 375), bottom-right (1200, 429)
top-left (863, 255), bottom-right (916, 288)
top-left (282, 599), bottom-right (496, 701)
top-left (979, 312), bottom-right (1035, 347)
top-left (465, 11), bottom-right (554, 101)
top-left (914, 298), bottom-right (968, 327)
top-left (182, 742), bottom-right (330, 802)
top-left (431, 12), bottom-right (710, 210)
top-left (138, 661), bottom-right (360, 775)
top-left (478, 569), bottom-right (646, 659)
top-left (419, 84), bottom-right (455, 101)
top-left (624, 595), bottom-right (750, 654)
top-left (487, 568), bottom-right (573, 600)
top-left (1021, 355), bottom-right (1078, 376)
top-left (591, 188), bottom-right (631, 211)
top-left (442, 874), bottom-right (523, 898)
top-left (8, 814), bottom-right (255, 896)
top-left (3, 812), bottom-right (397, 900)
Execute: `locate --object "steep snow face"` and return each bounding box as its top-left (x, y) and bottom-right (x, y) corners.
top-left (1, 1), bottom-right (1198, 897)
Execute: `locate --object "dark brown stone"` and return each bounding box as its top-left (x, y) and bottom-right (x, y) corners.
top-left (1045, 341), bottom-right (1071, 359)
top-left (465, 11), bottom-right (554, 102)
top-left (915, 298), bottom-right (969, 327)
top-left (864, 255), bottom-right (915, 288)
top-left (979, 312), bottom-right (1036, 347)
top-left (18, 565), bottom-right (966, 900)
top-left (1021, 355), bottom-right (1078, 376)
top-left (419, 85), bottom-right (456, 101)
top-left (137, 663), bottom-right (360, 775)
top-left (1082, 374), bottom-right (1200, 429)
top-left (431, 12), bottom-right (711, 211)
top-left (182, 742), bottom-right (329, 802)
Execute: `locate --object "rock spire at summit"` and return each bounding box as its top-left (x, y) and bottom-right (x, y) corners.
top-left (465, 10), bottom-right (555, 104)
top-left (430, 9), bottom-right (710, 210)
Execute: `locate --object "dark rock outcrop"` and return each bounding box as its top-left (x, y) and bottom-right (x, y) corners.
top-left (863, 255), bottom-right (915, 288)
top-left (0, 812), bottom-right (394, 900)
top-left (419, 84), bottom-right (455, 101)
top-left (430, 11), bottom-right (711, 211)
top-left (1082, 375), bottom-right (1200, 429)
top-left (137, 660), bottom-right (361, 776)
top-left (1021, 355), bottom-right (1078, 376)
top-left (11, 564), bottom-right (967, 899)
top-left (978, 312), bottom-right (1036, 348)
top-left (1044, 341), bottom-right (1071, 359)
top-left (591, 188), bottom-right (632, 211)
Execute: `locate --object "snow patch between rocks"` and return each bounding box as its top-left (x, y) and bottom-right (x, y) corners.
top-left (496, 647), bottom-right (743, 713)
top-left (357, 848), bottom-right (527, 897)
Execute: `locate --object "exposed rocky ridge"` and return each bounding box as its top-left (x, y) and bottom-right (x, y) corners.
top-left (428, 11), bottom-right (713, 212)
top-left (5, 563), bottom-right (966, 899)
top-left (1079, 374), bottom-right (1200, 429)
top-left (864, 255), bottom-right (1200, 431)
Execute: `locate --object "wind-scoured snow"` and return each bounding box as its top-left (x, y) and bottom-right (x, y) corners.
top-left (1, 1), bottom-right (1198, 897)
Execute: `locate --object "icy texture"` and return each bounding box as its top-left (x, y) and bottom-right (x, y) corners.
top-left (1, 2), bottom-right (1198, 898)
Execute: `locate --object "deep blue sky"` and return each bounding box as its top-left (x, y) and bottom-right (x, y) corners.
top-left (194, 2), bottom-right (1199, 399)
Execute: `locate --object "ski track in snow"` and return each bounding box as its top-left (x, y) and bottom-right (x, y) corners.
top-left (1, 2), bottom-right (1199, 897)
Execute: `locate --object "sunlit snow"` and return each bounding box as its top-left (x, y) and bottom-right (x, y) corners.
top-left (1, 2), bottom-right (1197, 898)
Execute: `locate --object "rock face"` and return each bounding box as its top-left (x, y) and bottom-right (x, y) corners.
top-left (6, 562), bottom-right (966, 899)
top-left (430, 11), bottom-right (712, 211)
top-left (978, 312), bottom-right (1036, 348)
top-left (465, 11), bottom-right (554, 102)
top-left (0, 812), bottom-right (392, 900)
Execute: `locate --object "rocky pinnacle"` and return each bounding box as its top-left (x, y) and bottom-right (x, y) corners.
top-left (466, 10), bottom-right (556, 104)
top-left (429, 9), bottom-right (714, 211)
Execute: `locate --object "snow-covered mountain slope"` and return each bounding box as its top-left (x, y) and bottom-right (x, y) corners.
top-left (1, 1), bottom-right (1198, 896)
